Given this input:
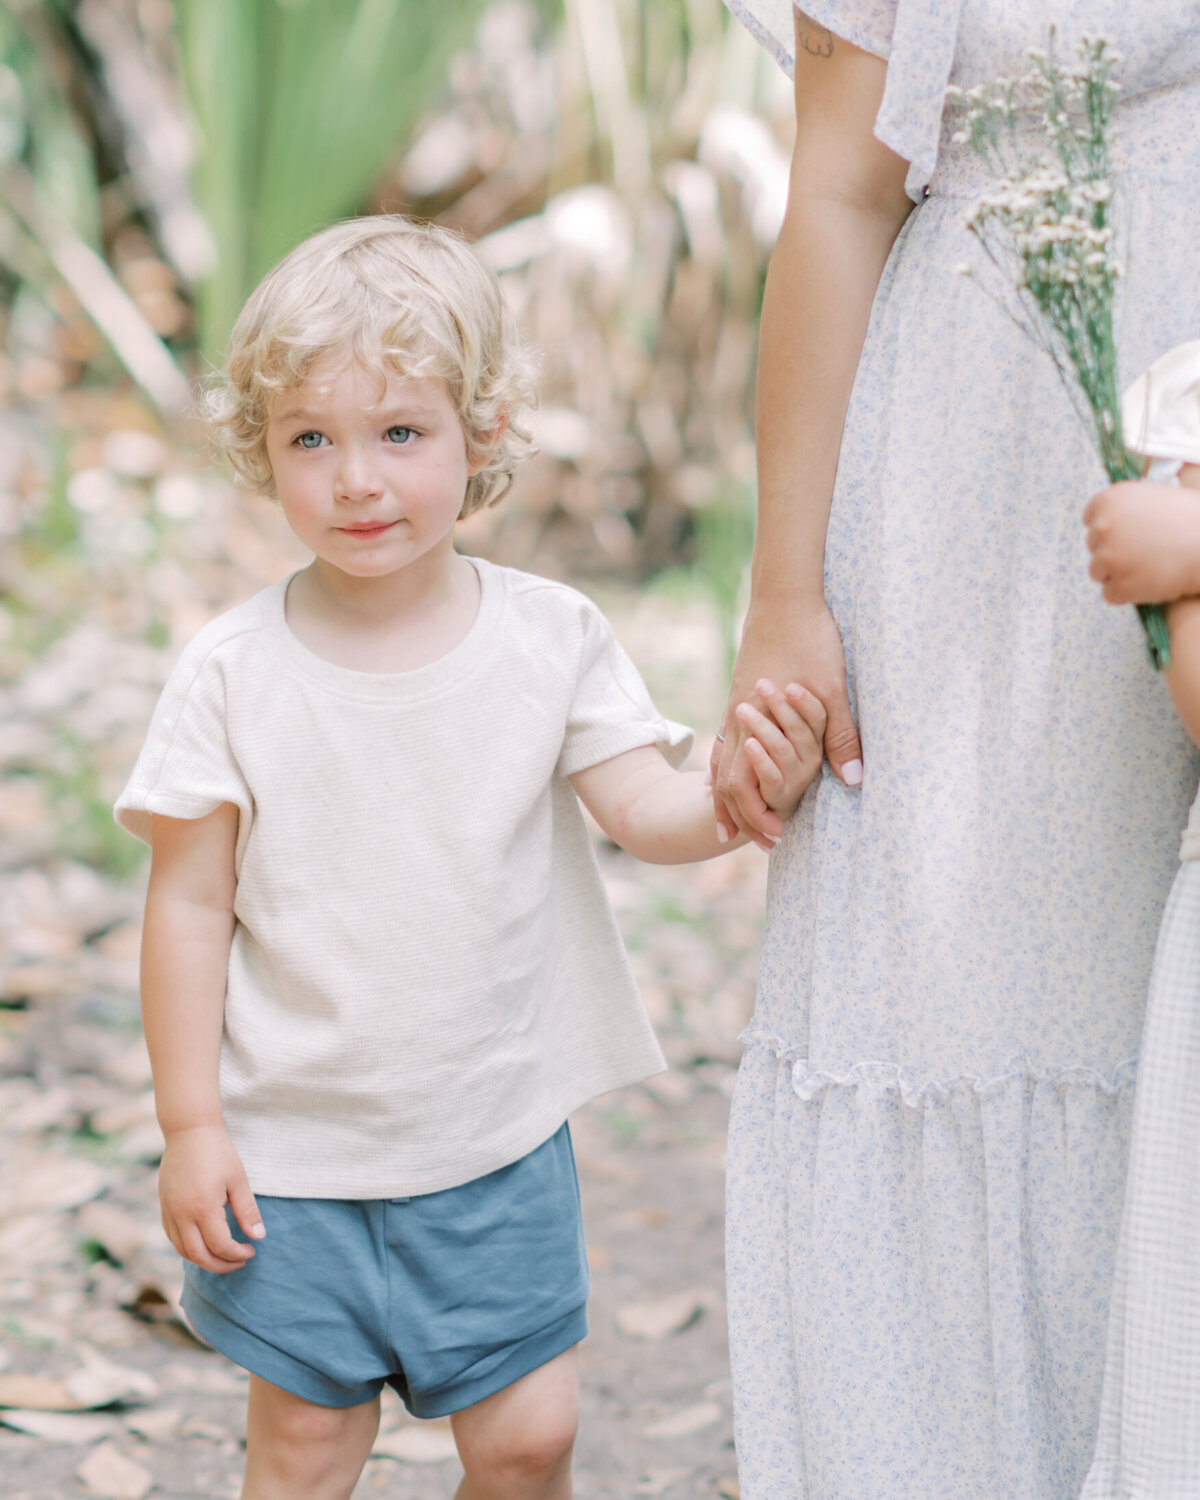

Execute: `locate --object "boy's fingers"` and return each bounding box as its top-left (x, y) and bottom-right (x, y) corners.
top-left (744, 736), bottom-right (785, 798)
top-left (198, 1205), bottom-right (255, 1266)
top-left (228, 1177), bottom-right (266, 1244)
top-left (785, 683), bottom-right (828, 743)
top-left (736, 702), bottom-right (793, 763)
top-left (727, 760), bottom-right (779, 849)
top-left (179, 1221), bottom-right (242, 1275)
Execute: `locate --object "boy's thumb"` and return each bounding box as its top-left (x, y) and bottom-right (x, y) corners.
top-left (229, 1177), bottom-right (266, 1242)
top-left (823, 696), bottom-right (863, 787)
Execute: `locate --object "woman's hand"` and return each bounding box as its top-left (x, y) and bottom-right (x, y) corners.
top-left (1084, 475), bottom-right (1200, 604)
top-left (711, 598), bottom-right (861, 842)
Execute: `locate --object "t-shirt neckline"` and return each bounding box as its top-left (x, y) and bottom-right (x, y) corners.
top-left (265, 554), bottom-right (500, 700)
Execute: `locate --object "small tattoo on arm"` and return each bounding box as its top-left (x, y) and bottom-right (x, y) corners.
top-left (796, 13), bottom-right (834, 58)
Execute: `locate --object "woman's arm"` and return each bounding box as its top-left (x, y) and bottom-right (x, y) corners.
top-left (142, 804), bottom-right (264, 1271)
top-left (712, 10), bottom-right (913, 837)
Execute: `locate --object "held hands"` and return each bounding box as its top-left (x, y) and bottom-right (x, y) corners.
top-left (713, 599), bottom-right (861, 843)
top-left (1084, 473), bottom-right (1200, 604)
top-left (722, 679), bottom-right (828, 847)
top-left (158, 1124), bottom-right (265, 1274)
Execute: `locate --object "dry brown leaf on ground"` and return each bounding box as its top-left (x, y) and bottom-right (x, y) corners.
top-left (120, 1273), bottom-right (194, 1340)
top-left (371, 1419), bottom-right (459, 1464)
top-left (64, 1345), bottom-right (158, 1408)
top-left (0, 1408), bottom-right (119, 1442)
top-left (639, 1402), bottom-right (723, 1440)
top-left (0, 1374), bottom-right (81, 1411)
top-left (77, 1440), bottom-right (153, 1499)
top-left (1, 1150), bottom-right (111, 1216)
top-left (77, 1201), bottom-right (158, 1265)
top-left (616, 1288), bottom-right (709, 1340)
top-left (123, 1408), bottom-right (182, 1442)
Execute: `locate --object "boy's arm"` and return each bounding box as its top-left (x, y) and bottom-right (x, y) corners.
top-left (142, 804), bottom-right (264, 1271)
top-left (572, 681), bottom-right (826, 864)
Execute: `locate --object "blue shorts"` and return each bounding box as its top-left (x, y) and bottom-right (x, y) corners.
top-left (181, 1124), bottom-right (589, 1415)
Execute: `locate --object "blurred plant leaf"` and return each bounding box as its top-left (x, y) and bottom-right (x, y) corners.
top-left (176, 0), bottom-right (492, 357)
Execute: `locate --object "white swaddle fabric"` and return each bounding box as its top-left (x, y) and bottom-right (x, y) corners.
top-left (1084, 344), bottom-right (1200, 1500)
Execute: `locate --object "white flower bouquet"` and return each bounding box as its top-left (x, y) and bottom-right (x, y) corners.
top-left (949, 33), bottom-right (1169, 667)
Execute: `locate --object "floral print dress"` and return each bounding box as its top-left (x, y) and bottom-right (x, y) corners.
top-left (720, 2), bottom-right (1200, 1496)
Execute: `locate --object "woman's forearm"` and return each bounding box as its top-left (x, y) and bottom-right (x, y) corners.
top-left (751, 190), bottom-right (909, 610)
top-left (748, 13), bottom-right (912, 615)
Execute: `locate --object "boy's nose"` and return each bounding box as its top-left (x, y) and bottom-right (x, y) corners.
top-left (334, 448), bottom-right (383, 500)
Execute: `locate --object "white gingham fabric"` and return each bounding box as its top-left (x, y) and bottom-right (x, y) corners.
top-left (1082, 855), bottom-right (1200, 1498)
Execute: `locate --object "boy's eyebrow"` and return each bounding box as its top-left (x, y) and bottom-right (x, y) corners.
top-left (271, 398), bottom-right (446, 425)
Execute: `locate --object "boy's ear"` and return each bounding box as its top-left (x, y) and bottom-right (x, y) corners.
top-left (467, 413), bottom-right (509, 476)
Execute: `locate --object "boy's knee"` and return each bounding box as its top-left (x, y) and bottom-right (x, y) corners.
top-left (248, 1380), bottom-right (378, 1475)
top-left (268, 1399), bottom-right (354, 1450)
top-left (458, 1407), bottom-right (577, 1487)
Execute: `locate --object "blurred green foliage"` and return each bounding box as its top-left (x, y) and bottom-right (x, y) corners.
top-left (177, 0), bottom-right (493, 357)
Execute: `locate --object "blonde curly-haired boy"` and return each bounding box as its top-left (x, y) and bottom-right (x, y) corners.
top-left (116, 216), bottom-right (825, 1500)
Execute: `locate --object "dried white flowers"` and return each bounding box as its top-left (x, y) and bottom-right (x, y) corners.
top-left (948, 32), bottom-right (1168, 667)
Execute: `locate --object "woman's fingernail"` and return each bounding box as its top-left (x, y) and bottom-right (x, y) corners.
top-left (756, 679), bottom-right (774, 695)
top-left (250, 1223), bottom-right (266, 1240)
top-left (841, 759), bottom-right (863, 786)
top-left (716, 825), bottom-right (729, 844)
top-left (704, 769), bottom-right (713, 787)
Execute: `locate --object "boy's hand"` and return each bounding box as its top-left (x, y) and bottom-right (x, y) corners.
top-left (733, 679), bottom-right (827, 823)
top-left (158, 1124), bottom-right (264, 1273)
top-left (1084, 474), bottom-right (1200, 604)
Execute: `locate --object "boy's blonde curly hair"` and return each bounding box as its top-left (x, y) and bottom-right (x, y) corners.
top-left (205, 216), bottom-right (538, 517)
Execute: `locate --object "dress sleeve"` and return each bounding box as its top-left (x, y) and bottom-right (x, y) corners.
top-left (722, 0), bottom-right (967, 202)
top-left (557, 601), bottom-right (693, 778)
top-left (113, 637), bottom-right (253, 847)
top-left (1121, 341), bottom-right (1200, 467)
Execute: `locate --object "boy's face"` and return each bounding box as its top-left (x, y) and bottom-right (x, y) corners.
top-left (264, 355), bottom-right (478, 583)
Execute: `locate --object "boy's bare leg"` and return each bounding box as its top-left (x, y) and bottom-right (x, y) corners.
top-left (241, 1375), bottom-right (380, 1500)
top-left (451, 1348), bottom-right (579, 1500)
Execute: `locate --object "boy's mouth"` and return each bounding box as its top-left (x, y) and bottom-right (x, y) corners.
top-left (337, 521), bottom-right (397, 538)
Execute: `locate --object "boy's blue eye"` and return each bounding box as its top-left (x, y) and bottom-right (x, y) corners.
top-left (296, 431), bottom-right (326, 449)
top-left (386, 426), bottom-right (416, 445)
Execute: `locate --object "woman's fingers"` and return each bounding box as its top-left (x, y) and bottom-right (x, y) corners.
top-left (821, 684), bottom-right (863, 784)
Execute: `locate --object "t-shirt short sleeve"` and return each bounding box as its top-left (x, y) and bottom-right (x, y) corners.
top-left (114, 634), bottom-right (252, 846)
top-left (722, 0), bottom-right (964, 203)
top-left (557, 600), bottom-right (693, 778)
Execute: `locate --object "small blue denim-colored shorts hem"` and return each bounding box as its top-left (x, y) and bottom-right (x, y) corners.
top-left (180, 1122), bottom-right (589, 1415)
top-left (182, 1289), bottom-right (588, 1416)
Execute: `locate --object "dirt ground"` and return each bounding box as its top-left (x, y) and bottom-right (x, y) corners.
top-left (0, 473), bottom-right (769, 1499)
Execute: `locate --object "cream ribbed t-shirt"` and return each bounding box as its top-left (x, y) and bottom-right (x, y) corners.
top-left (116, 558), bottom-right (690, 1198)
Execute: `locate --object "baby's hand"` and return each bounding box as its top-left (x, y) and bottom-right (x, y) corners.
top-left (1084, 471), bottom-right (1200, 605)
top-left (734, 679), bottom-right (827, 823)
top-left (158, 1124), bottom-right (264, 1274)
